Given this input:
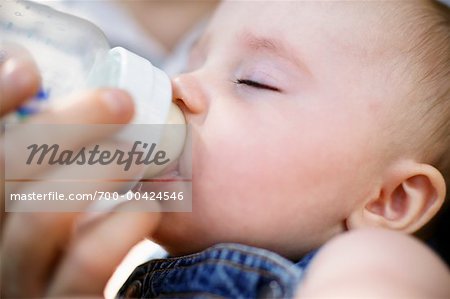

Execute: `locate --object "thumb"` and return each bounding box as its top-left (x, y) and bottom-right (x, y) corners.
top-left (47, 203), bottom-right (161, 297)
top-left (0, 44), bottom-right (41, 116)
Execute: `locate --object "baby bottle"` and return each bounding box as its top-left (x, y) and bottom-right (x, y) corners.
top-left (0, 0), bottom-right (186, 178)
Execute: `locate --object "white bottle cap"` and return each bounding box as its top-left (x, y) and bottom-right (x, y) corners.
top-left (107, 47), bottom-right (172, 124)
top-left (92, 47), bottom-right (186, 179)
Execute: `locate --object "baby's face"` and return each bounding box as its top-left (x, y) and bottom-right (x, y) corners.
top-left (154, 1), bottom-right (405, 258)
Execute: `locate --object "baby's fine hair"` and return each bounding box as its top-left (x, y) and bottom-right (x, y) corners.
top-left (399, 0), bottom-right (449, 203)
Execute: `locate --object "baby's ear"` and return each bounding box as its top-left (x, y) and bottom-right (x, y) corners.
top-left (347, 162), bottom-right (446, 233)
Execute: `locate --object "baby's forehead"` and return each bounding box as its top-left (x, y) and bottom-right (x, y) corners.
top-left (199, 1), bottom-right (427, 109)
top-left (211, 1), bottom-right (410, 62)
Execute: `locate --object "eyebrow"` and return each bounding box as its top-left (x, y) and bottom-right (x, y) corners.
top-left (238, 32), bottom-right (312, 75)
top-left (189, 31), bottom-right (312, 77)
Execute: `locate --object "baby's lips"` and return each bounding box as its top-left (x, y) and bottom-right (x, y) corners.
top-left (177, 124), bottom-right (193, 180)
top-left (140, 104), bottom-right (186, 179)
top-left (151, 159), bottom-right (181, 180)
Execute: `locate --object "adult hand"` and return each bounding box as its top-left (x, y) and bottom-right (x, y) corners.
top-left (0, 45), bottom-right (161, 298)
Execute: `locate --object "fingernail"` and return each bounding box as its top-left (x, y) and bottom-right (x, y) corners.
top-left (0, 58), bottom-right (36, 91)
top-left (101, 89), bottom-right (132, 116)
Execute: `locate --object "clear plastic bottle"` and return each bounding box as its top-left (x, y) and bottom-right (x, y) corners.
top-left (1, 0), bottom-right (186, 178)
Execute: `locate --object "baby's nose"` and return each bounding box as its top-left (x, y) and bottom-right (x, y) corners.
top-left (171, 73), bottom-right (208, 115)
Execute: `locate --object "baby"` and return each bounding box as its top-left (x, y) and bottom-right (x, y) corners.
top-left (1, 0), bottom-right (449, 298)
top-left (115, 0), bottom-right (450, 297)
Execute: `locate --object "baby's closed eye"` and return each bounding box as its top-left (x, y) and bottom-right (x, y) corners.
top-left (233, 79), bottom-right (280, 92)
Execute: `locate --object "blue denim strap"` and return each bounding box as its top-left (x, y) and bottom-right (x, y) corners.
top-left (117, 243), bottom-right (315, 298)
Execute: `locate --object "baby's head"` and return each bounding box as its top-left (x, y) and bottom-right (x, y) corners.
top-left (152, 0), bottom-right (450, 259)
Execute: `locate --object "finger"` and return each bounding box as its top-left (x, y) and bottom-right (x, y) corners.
top-left (1, 88), bottom-right (135, 226)
top-left (1, 155), bottom-right (145, 298)
top-left (0, 51), bottom-right (41, 116)
top-left (2, 89), bottom-right (135, 181)
top-left (48, 205), bottom-right (161, 296)
top-left (1, 212), bottom-right (78, 298)
top-left (29, 88), bottom-right (135, 125)
top-left (5, 139), bottom-right (146, 213)
top-left (1, 85), bottom-right (134, 224)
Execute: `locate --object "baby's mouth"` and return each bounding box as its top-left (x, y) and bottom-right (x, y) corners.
top-left (153, 160), bottom-right (182, 180)
top-left (153, 124), bottom-right (193, 182)
top-left (134, 157), bottom-right (187, 191)
top-left (135, 121), bottom-right (192, 192)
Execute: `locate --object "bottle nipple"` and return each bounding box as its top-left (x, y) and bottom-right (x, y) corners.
top-left (142, 103), bottom-right (186, 178)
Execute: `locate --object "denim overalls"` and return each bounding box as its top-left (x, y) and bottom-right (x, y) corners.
top-left (117, 243), bottom-right (316, 298)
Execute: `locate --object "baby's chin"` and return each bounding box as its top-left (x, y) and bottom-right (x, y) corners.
top-left (150, 210), bottom-right (325, 261)
top-left (149, 212), bottom-right (269, 258)
top-left (150, 213), bottom-right (219, 257)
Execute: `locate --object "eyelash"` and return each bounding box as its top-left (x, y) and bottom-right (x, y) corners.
top-left (234, 79), bottom-right (280, 92)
